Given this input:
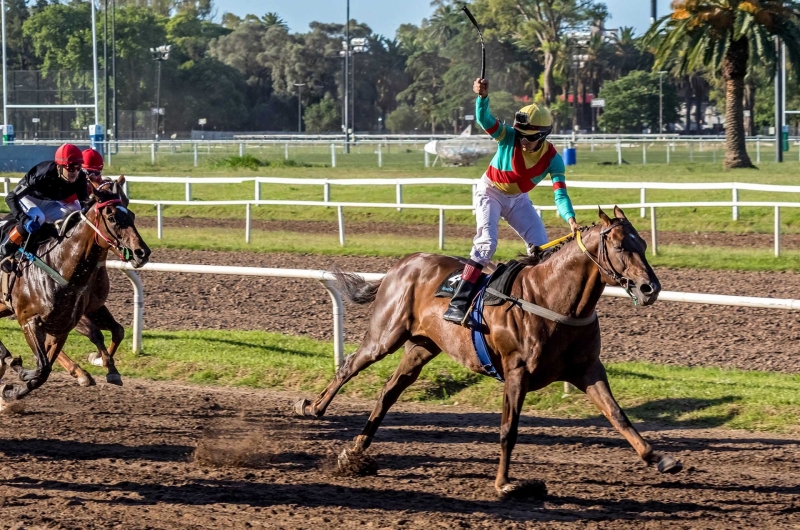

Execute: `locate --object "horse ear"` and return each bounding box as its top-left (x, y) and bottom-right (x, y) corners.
top-left (598, 207), bottom-right (612, 226)
top-left (117, 175), bottom-right (125, 186)
top-left (614, 205), bottom-right (627, 220)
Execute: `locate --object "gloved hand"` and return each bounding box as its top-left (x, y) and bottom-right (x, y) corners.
top-left (23, 217), bottom-right (41, 234)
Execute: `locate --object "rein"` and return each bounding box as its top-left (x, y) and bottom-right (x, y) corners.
top-left (575, 222), bottom-right (639, 305)
top-left (79, 199), bottom-right (132, 261)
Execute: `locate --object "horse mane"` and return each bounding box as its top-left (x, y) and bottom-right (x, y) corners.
top-left (516, 224), bottom-right (596, 267)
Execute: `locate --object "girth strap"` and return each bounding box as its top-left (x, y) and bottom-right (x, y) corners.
top-left (485, 287), bottom-right (597, 326)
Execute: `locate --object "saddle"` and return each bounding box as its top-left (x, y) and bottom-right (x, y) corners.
top-left (434, 259), bottom-right (527, 305)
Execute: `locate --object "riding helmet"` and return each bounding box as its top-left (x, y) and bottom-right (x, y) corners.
top-left (54, 143), bottom-right (83, 167)
top-left (82, 148), bottom-right (104, 172)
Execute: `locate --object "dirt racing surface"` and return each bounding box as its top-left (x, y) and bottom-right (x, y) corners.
top-left (105, 248), bottom-right (800, 374)
top-left (0, 374), bottom-right (797, 529)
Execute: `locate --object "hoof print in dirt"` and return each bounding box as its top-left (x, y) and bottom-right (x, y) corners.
top-left (331, 448), bottom-right (378, 477)
top-left (657, 456), bottom-right (683, 474)
top-left (497, 480), bottom-right (547, 500)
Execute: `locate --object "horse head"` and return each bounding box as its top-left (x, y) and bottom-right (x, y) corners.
top-left (591, 206), bottom-right (661, 306)
top-left (89, 175), bottom-right (150, 268)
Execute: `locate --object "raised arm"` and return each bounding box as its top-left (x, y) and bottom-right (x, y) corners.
top-left (473, 78), bottom-right (512, 144)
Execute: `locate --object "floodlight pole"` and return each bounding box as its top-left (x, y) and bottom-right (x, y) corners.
top-left (344, 0), bottom-right (350, 153)
top-left (2, 0), bottom-right (8, 128)
top-left (775, 36), bottom-right (783, 163)
top-left (91, 0), bottom-right (99, 124)
top-left (650, 0), bottom-right (657, 24)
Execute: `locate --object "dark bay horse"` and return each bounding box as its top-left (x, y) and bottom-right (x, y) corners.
top-left (0, 177), bottom-right (150, 399)
top-left (295, 207), bottom-right (683, 496)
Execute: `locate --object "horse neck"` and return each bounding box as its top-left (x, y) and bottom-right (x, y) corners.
top-left (521, 230), bottom-right (605, 318)
top-left (55, 211), bottom-right (106, 286)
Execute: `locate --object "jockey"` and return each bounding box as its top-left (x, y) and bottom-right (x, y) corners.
top-left (443, 78), bottom-right (580, 327)
top-left (0, 143), bottom-right (91, 272)
top-left (82, 148), bottom-right (105, 185)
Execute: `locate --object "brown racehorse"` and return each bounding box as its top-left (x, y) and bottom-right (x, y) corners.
top-left (0, 177), bottom-right (149, 399)
top-left (295, 207), bottom-right (683, 497)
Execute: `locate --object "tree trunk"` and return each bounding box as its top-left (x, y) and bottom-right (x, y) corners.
top-left (745, 77), bottom-right (756, 136)
top-left (543, 51), bottom-right (556, 105)
top-left (684, 77), bottom-right (692, 132)
top-left (722, 37), bottom-right (754, 169)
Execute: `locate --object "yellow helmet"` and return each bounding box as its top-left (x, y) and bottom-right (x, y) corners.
top-left (513, 104), bottom-right (553, 138)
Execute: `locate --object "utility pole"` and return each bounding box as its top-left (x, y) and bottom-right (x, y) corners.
top-left (651, 0), bottom-right (657, 24)
top-left (775, 36), bottom-right (783, 163)
top-left (112, 0), bottom-right (117, 142)
top-left (104, 0), bottom-right (108, 132)
top-left (658, 71), bottom-right (667, 133)
top-left (294, 83), bottom-right (306, 133)
top-left (344, 0), bottom-right (350, 153)
top-left (150, 45), bottom-right (171, 140)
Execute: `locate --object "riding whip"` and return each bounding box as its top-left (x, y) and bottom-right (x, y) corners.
top-left (462, 5), bottom-right (485, 79)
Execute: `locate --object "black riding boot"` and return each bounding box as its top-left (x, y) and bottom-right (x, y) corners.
top-left (0, 240), bottom-right (20, 273)
top-left (443, 276), bottom-right (480, 327)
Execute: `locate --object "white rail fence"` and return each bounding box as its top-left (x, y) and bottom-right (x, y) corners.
top-left (104, 263), bottom-right (800, 371)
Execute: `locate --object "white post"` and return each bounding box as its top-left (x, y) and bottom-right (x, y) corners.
top-left (775, 206), bottom-right (781, 257)
top-left (331, 143), bottom-right (336, 167)
top-left (324, 181), bottom-right (330, 206)
top-left (713, 145), bottom-right (717, 164)
top-left (254, 179), bottom-right (260, 202)
top-left (285, 142), bottom-right (289, 160)
top-left (124, 180), bottom-right (129, 198)
top-left (2, 178), bottom-right (8, 195)
top-left (666, 143), bottom-right (670, 164)
top-left (640, 188), bottom-right (646, 218)
top-left (156, 204), bottom-right (163, 239)
top-left (591, 138), bottom-right (595, 152)
top-left (239, 142), bottom-right (244, 157)
top-left (642, 143), bottom-right (646, 165)
top-left (321, 280), bottom-right (345, 369)
top-left (650, 206), bottom-right (658, 256)
top-left (151, 142), bottom-right (155, 164)
top-left (617, 138), bottom-right (622, 165)
top-left (757, 138), bottom-right (761, 164)
top-left (193, 143), bottom-right (198, 167)
top-left (337, 205), bottom-right (345, 246)
top-left (424, 150), bottom-right (430, 168)
top-left (119, 269), bottom-right (143, 355)
top-left (689, 141), bottom-right (693, 162)
top-left (378, 144), bottom-right (382, 168)
top-left (107, 141), bottom-right (112, 166)
top-left (438, 209), bottom-right (445, 250)
top-left (396, 182), bottom-right (402, 212)
top-left (732, 188), bottom-right (738, 221)
top-left (245, 203), bottom-right (251, 244)
top-left (185, 181), bottom-right (191, 202)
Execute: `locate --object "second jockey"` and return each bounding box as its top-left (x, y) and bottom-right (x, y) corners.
top-left (0, 143), bottom-right (91, 272)
top-left (443, 78), bottom-right (580, 327)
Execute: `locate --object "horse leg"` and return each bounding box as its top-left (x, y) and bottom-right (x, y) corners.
top-left (55, 351), bottom-right (95, 387)
top-left (494, 366), bottom-right (531, 496)
top-left (82, 306), bottom-right (124, 362)
top-left (574, 360), bottom-right (682, 474)
top-left (350, 339), bottom-right (441, 453)
top-left (295, 327), bottom-right (411, 418)
top-left (2, 321), bottom-right (62, 401)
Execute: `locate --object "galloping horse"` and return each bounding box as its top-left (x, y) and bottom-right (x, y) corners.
top-left (0, 177), bottom-right (150, 399)
top-left (295, 207), bottom-right (683, 496)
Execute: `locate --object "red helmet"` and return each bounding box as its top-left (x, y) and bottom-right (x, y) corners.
top-left (82, 148), bottom-right (104, 172)
top-left (54, 143), bottom-right (83, 167)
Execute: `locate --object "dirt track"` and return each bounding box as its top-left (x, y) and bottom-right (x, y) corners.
top-left (0, 374), bottom-right (796, 529)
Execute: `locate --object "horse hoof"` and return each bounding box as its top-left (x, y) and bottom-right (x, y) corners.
top-left (106, 374), bottom-right (123, 386)
top-left (336, 448), bottom-right (378, 477)
top-left (496, 480), bottom-right (547, 500)
top-left (77, 373), bottom-right (96, 387)
top-left (88, 352), bottom-right (104, 367)
top-left (293, 398), bottom-right (312, 417)
top-left (657, 456), bottom-right (683, 474)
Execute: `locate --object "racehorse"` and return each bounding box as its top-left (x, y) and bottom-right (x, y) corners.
top-left (295, 207), bottom-right (683, 496)
top-left (0, 177), bottom-right (149, 399)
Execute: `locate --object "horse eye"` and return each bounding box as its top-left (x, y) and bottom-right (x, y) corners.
top-left (107, 214), bottom-right (116, 224)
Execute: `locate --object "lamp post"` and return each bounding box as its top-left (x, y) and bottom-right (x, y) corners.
top-left (658, 71), bottom-right (667, 133)
top-left (294, 83), bottom-right (306, 133)
top-left (149, 44), bottom-right (171, 140)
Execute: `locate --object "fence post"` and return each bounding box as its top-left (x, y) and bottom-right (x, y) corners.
top-left (424, 150), bottom-right (430, 168)
top-left (757, 138), bottom-right (761, 164)
top-left (254, 179), bottom-right (260, 203)
top-left (640, 188), bottom-right (646, 218)
top-left (331, 143), bottom-right (336, 168)
top-left (320, 279), bottom-right (345, 369)
top-left (193, 143), bottom-right (198, 167)
top-left (689, 141), bottom-right (693, 162)
top-left (337, 205), bottom-right (345, 246)
top-left (617, 138), bottom-right (622, 165)
top-left (185, 180), bottom-right (192, 202)
top-left (590, 138), bottom-right (594, 152)
top-left (642, 143), bottom-right (646, 165)
top-left (396, 182), bottom-right (402, 212)
top-left (732, 188), bottom-right (738, 221)
top-left (713, 145), bottom-right (717, 164)
top-left (239, 143), bottom-right (244, 157)
top-left (324, 181), bottom-right (330, 207)
top-left (3, 178), bottom-right (8, 195)
top-left (107, 141), bottom-right (112, 166)
top-left (439, 209), bottom-right (445, 250)
top-left (775, 206), bottom-right (781, 257)
top-left (285, 143), bottom-right (289, 160)
top-left (650, 206), bottom-right (658, 256)
top-left (151, 143), bottom-right (156, 165)
top-left (378, 144), bottom-right (383, 168)
top-left (245, 203), bottom-right (251, 244)
top-left (666, 142), bottom-right (670, 164)
top-left (124, 180), bottom-right (130, 198)
top-left (156, 204), bottom-right (163, 239)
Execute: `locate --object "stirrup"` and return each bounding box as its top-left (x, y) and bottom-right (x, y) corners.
top-left (0, 257), bottom-right (15, 274)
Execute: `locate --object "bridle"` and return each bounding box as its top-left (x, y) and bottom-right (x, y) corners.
top-left (79, 198), bottom-right (134, 261)
top-left (575, 220), bottom-right (641, 305)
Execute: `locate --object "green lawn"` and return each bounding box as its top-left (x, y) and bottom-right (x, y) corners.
top-left (4, 319), bottom-right (793, 432)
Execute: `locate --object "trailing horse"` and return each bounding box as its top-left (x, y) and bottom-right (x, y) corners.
top-left (0, 177), bottom-right (149, 399)
top-left (295, 207), bottom-right (682, 497)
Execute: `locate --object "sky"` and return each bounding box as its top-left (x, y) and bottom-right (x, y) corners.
top-left (218, 0), bottom-right (674, 38)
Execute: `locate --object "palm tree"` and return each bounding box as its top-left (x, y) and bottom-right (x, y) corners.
top-left (646, 0), bottom-right (800, 169)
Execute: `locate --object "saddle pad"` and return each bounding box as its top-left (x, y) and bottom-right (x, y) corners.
top-left (434, 259), bottom-right (526, 306)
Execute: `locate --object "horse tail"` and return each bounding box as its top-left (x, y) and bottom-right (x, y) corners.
top-left (331, 268), bottom-right (382, 305)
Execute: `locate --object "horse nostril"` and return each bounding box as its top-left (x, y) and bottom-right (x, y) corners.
top-left (134, 248), bottom-right (147, 258)
top-left (639, 283), bottom-right (654, 295)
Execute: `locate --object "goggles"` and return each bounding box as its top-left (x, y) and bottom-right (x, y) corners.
top-left (86, 169), bottom-right (102, 178)
top-left (513, 111), bottom-right (552, 141)
top-left (63, 163), bottom-right (82, 172)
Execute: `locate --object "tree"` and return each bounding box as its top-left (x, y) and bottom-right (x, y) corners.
top-left (304, 96), bottom-right (341, 133)
top-left (646, 0), bottom-right (800, 169)
top-left (598, 71), bottom-right (679, 133)
top-left (386, 104), bottom-right (421, 132)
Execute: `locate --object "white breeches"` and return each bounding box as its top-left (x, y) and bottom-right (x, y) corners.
top-left (20, 195), bottom-right (81, 225)
top-left (470, 176), bottom-right (548, 266)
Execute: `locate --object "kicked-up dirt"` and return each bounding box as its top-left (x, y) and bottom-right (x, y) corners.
top-left (0, 375), bottom-right (797, 529)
